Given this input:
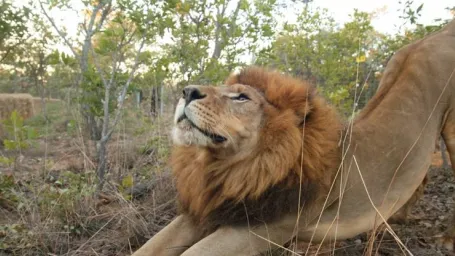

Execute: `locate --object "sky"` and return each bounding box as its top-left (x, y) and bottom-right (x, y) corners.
top-left (28, 0), bottom-right (454, 36)
top-left (313, 0), bottom-right (453, 34)
top-left (13, 0), bottom-right (454, 58)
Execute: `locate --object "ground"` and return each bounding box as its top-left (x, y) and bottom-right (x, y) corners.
top-left (0, 103), bottom-right (454, 255)
top-left (328, 164), bottom-right (455, 256)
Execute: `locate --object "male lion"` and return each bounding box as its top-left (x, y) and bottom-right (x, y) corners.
top-left (132, 20), bottom-right (455, 255)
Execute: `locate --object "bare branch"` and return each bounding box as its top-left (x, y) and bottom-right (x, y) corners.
top-left (226, 1), bottom-right (242, 38)
top-left (106, 34), bottom-right (124, 89)
top-left (89, 28), bottom-right (125, 89)
top-left (92, 39), bottom-right (124, 148)
top-left (211, 0), bottom-right (239, 60)
top-left (39, 1), bottom-right (79, 58)
top-left (100, 38), bottom-right (146, 143)
top-left (211, 2), bottom-right (228, 60)
top-left (188, 11), bottom-right (203, 24)
top-left (93, 1), bottom-right (112, 34)
top-left (81, 1), bottom-right (105, 71)
top-left (79, 0), bottom-right (112, 89)
top-left (83, 1), bottom-right (104, 36)
top-left (0, 47), bottom-right (13, 63)
top-left (90, 47), bottom-right (109, 87)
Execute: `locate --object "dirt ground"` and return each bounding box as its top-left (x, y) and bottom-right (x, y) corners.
top-left (306, 151), bottom-right (455, 256)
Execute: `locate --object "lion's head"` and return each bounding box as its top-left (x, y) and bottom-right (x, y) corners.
top-left (172, 82), bottom-right (267, 150)
top-left (171, 67), bottom-right (342, 226)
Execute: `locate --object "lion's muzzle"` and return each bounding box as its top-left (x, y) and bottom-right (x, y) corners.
top-left (172, 86), bottom-right (227, 146)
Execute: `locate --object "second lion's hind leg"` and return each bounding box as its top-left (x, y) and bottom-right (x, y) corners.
top-left (438, 118), bottom-right (455, 250)
top-left (388, 176), bottom-right (427, 224)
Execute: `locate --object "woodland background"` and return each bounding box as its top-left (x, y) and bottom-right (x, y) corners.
top-left (0, 0), bottom-right (454, 255)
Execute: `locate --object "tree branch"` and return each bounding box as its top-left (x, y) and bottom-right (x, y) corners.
top-left (100, 38), bottom-right (146, 143)
top-left (227, 1), bottom-right (242, 39)
top-left (78, 0), bottom-right (112, 90)
top-left (0, 37), bottom-right (28, 64)
top-left (80, 1), bottom-right (106, 73)
top-left (93, 1), bottom-right (112, 34)
top-left (39, 1), bottom-right (79, 58)
top-left (211, 1), bottom-right (228, 60)
top-left (83, 1), bottom-right (104, 37)
top-left (90, 47), bottom-right (109, 88)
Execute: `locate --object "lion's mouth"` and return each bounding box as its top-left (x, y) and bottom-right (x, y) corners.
top-left (177, 114), bottom-right (227, 143)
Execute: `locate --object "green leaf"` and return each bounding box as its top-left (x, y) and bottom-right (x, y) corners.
top-left (0, 156), bottom-right (14, 165)
top-left (26, 127), bottom-right (37, 140)
top-left (3, 140), bottom-right (17, 151)
top-left (416, 4), bottom-right (424, 14)
top-left (121, 174), bottom-right (134, 189)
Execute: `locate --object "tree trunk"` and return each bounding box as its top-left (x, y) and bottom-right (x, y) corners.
top-left (85, 114), bottom-right (102, 141)
top-left (155, 85), bottom-right (161, 116)
top-left (96, 140), bottom-right (108, 192)
top-left (150, 86), bottom-right (161, 117)
top-left (38, 51), bottom-right (49, 174)
top-left (160, 84), bottom-right (164, 116)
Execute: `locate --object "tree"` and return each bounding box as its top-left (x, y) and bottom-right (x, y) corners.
top-left (256, 8), bottom-right (379, 115)
top-left (162, 0), bottom-right (277, 86)
top-left (39, 0), bottom-right (175, 190)
top-left (124, 0), bottom-right (279, 116)
top-left (0, 4), bottom-right (60, 108)
top-left (0, 0), bottom-right (31, 63)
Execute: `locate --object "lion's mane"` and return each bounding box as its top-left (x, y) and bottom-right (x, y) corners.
top-left (172, 67), bottom-right (343, 229)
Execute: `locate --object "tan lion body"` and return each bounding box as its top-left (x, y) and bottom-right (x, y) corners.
top-left (132, 20), bottom-right (455, 255)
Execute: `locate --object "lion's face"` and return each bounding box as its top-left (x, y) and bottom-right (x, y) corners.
top-left (172, 83), bottom-right (266, 149)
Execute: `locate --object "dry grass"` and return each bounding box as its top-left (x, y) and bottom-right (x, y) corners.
top-left (0, 94), bottom-right (35, 121)
top-left (0, 102), bottom-right (178, 255)
top-left (0, 171), bottom-right (177, 256)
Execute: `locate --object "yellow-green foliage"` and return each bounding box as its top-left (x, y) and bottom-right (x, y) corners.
top-left (2, 110), bottom-right (37, 151)
top-left (0, 94), bottom-right (35, 138)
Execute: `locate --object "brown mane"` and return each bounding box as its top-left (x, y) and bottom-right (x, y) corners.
top-left (172, 67), bottom-right (342, 227)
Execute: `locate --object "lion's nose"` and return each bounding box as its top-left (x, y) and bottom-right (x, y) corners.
top-left (183, 86), bottom-right (205, 104)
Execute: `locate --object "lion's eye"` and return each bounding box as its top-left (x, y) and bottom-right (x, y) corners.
top-left (231, 93), bottom-right (250, 102)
